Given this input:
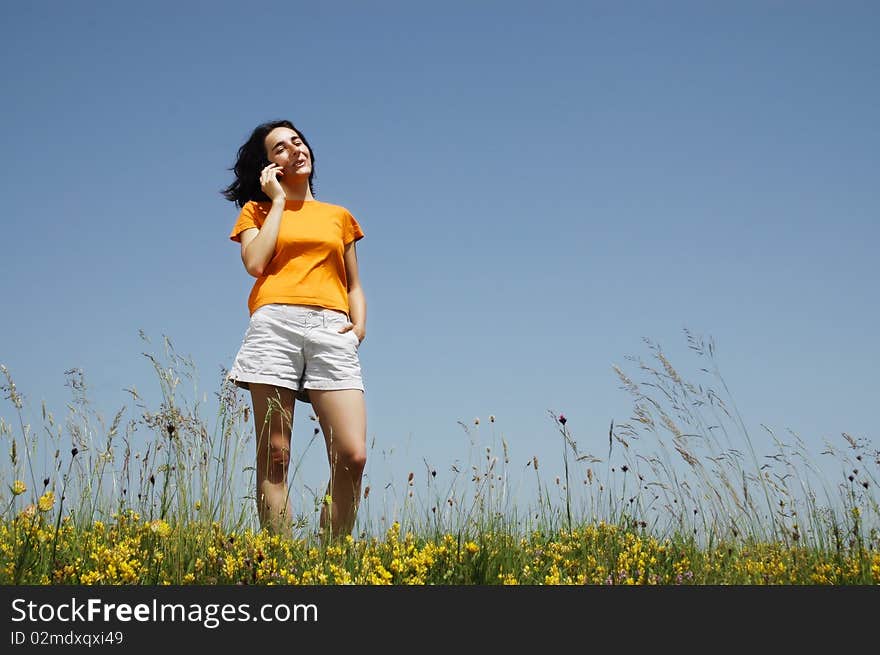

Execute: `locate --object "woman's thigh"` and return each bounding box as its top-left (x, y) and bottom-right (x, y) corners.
top-left (249, 383), bottom-right (296, 447)
top-left (308, 388), bottom-right (366, 460)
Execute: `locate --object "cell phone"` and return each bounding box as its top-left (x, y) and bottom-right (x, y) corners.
top-left (262, 158), bottom-right (282, 172)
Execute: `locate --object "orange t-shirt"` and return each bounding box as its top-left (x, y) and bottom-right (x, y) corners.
top-left (229, 199), bottom-right (365, 316)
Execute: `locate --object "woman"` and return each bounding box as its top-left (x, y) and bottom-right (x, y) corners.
top-left (222, 119), bottom-right (367, 539)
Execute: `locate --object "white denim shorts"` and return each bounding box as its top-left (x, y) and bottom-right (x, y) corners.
top-left (226, 303), bottom-right (364, 404)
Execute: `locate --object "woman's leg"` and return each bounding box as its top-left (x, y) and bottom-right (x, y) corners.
top-left (308, 388), bottom-right (367, 538)
top-left (249, 383), bottom-right (296, 533)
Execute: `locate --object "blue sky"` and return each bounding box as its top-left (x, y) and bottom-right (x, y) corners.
top-left (1, 1), bottom-right (877, 523)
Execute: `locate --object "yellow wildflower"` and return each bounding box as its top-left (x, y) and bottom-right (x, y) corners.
top-left (38, 491), bottom-right (55, 512)
top-left (11, 480), bottom-right (26, 495)
top-left (150, 520), bottom-right (171, 538)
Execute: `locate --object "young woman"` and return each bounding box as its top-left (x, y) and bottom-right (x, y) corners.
top-left (222, 119), bottom-right (367, 539)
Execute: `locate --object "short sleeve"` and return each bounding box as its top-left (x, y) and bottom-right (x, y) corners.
top-left (343, 209), bottom-right (365, 246)
top-left (229, 201), bottom-right (263, 243)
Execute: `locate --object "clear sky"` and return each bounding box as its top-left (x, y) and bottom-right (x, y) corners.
top-left (1, 1), bottom-right (877, 524)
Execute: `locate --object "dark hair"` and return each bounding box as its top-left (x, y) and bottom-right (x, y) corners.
top-left (221, 120), bottom-right (316, 208)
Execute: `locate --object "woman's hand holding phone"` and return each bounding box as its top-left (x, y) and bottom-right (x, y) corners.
top-left (260, 162), bottom-right (286, 202)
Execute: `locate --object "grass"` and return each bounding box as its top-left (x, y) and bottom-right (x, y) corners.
top-left (0, 328), bottom-right (877, 584)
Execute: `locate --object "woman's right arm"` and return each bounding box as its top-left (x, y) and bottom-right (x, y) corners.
top-left (240, 164), bottom-right (288, 277)
top-left (240, 197), bottom-right (286, 277)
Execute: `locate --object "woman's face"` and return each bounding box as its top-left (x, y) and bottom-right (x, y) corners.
top-left (264, 126), bottom-right (312, 178)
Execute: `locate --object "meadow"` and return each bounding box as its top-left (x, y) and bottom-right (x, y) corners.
top-left (1, 329), bottom-right (877, 585)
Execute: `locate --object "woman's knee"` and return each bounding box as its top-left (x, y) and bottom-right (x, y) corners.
top-left (269, 436), bottom-right (291, 468)
top-left (257, 431), bottom-right (291, 483)
top-left (348, 450), bottom-right (367, 475)
top-left (332, 446), bottom-right (367, 476)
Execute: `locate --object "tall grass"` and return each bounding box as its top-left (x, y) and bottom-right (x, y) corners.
top-left (603, 329), bottom-right (878, 552)
top-left (2, 332), bottom-right (254, 532)
top-left (0, 328), bottom-right (876, 584)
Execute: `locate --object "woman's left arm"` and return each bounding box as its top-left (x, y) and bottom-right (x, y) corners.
top-left (344, 242), bottom-right (366, 342)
